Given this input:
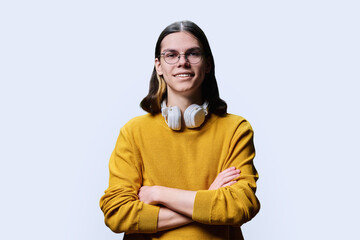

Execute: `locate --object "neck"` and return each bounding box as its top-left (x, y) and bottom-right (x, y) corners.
top-left (166, 92), bottom-right (203, 114)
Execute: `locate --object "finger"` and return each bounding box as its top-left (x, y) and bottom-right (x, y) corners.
top-left (222, 181), bottom-right (237, 187)
top-left (216, 173), bottom-right (240, 186)
top-left (218, 167), bottom-right (235, 176)
top-left (222, 173), bottom-right (240, 184)
top-left (209, 168), bottom-right (240, 190)
top-left (219, 167), bottom-right (236, 174)
top-left (219, 167), bottom-right (240, 177)
top-left (217, 171), bottom-right (240, 184)
top-left (212, 170), bottom-right (240, 186)
top-left (219, 169), bottom-right (240, 179)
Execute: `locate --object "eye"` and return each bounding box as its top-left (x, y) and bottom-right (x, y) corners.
top-left (165, 52), bottom-right (178, 58)
top-left (188, 51), bottom-right (201, 57)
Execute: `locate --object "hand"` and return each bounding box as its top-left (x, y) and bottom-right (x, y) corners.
top-left (208, 167), bottom-right (240, 190)
top-left (138, 186), bottom-right (160, 205)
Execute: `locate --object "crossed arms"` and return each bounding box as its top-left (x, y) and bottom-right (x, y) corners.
top-left (138, 167), bottom-right (241, 231)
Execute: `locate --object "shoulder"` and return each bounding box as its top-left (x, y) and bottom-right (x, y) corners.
top-left (121, 113), bottom-right (163, 134)
top-left (214, 113), bottom-right (253, 131)
top-left (123, 113), bottom-right (154, 127)
top-left (218, 114), bottom-right (255, 145)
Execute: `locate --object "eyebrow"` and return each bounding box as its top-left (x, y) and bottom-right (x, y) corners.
top-left (162, 47), bottom-right (201, 53)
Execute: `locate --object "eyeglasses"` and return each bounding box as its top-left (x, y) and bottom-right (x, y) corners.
top-left (160, 49), bottom-right (203, 64)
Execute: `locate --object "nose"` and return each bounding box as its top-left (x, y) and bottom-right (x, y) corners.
top-left (177, 54), bottom-right (189, 66)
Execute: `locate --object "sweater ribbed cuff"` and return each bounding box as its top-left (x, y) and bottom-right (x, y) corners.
top-left (192, 190), bottom-right (215, 224)
top-left (138, 204), bottom-right (160, 233)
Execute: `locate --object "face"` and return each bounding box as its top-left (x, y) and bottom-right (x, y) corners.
top-left (155, 31), bottom-right (211, 97)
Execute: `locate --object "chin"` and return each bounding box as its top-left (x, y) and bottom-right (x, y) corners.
top-left (172, 86), bottom-right (201, 96)
top-left (166, 79), bottom-right (203, 96)
top-left (173, 82), bottom-right (195, 90)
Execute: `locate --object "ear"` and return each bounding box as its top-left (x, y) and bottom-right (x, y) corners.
top-left (155, 58), bottom-right (163, 75)
top-left (205, 56), bottom-right (212, 73)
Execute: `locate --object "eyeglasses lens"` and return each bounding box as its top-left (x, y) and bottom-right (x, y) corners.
top-left (163, 51), bottom-right (202, 64)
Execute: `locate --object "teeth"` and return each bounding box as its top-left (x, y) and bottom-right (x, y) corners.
top-left (176, 74), bottom-right (191, 77)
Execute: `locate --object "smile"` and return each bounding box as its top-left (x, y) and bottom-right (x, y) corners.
top-left (174, 73), bottom-right (194, 77)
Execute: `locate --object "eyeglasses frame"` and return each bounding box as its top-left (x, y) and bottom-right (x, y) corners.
top-left (159, 50), bottom-right (204, 65)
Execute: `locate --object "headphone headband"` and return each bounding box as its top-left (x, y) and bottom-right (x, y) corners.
top-left (161, 100), bottom-right (209, 130)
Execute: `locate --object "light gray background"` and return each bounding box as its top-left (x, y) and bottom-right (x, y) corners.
top-left (1, 0), bottom-right (359, 239)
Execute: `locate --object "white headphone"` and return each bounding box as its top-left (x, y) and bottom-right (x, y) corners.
top-left (161, 100), bottom-right (209, 130)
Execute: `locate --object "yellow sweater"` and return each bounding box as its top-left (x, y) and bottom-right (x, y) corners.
top-left (100, 113), bottom-right (260, 240)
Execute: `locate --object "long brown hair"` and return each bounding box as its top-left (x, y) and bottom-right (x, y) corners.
top-left (140, 21), bottom-right (227, 116)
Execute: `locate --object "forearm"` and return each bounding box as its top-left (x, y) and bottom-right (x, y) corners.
top-left (157, 207), bottom-right (193, 231)
top-left (157, 186), bottom-right (196, 218)
top-left (139, 167), bottom-right (240, 219)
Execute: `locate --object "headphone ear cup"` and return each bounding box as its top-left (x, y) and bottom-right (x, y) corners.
top-left (184, 104), bottom-right (206, 128)
top-left (167, 106), bottom-right (181, 130)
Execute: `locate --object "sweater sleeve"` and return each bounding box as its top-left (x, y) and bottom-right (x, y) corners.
top-left (99, 127), bottom-right (160, 234)
top-left (192, 120), bottom-right (260, 226)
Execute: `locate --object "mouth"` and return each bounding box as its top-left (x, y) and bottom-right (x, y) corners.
top-left (174, 73), bottom-right (194, 78)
